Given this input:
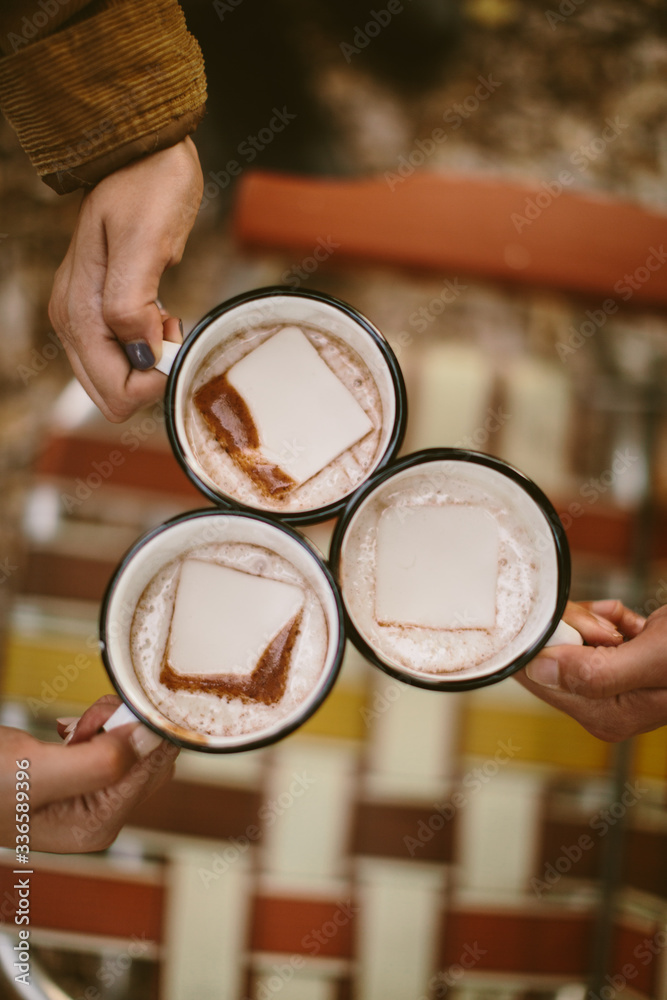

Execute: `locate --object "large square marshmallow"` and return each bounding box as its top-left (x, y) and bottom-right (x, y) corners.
top-left (375, 505), bottom-right (499, 629)
top-left (226, 326), bottom-right (374, 485)
top-left (167, 559), bottom-right (303, 676)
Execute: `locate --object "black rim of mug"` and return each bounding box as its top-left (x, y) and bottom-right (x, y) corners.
top-left (163, 285), bottom-right (408, 526)
top-left (99, 508), bottom-right (347, 752)
top-left (329, 448), bottom-right (572, 692)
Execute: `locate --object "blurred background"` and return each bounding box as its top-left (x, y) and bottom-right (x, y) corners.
top-left (1, 0), bottom-right (667, 996)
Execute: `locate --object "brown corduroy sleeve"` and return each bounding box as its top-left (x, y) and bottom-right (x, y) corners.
top-left (0, 0), bottom-right (207, 193)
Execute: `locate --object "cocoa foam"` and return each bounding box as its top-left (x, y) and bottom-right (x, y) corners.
top-left (130, 541), bottom-right (329, 738)
top-left (339, 462), bottom-right (559, 680)
top-left (183, 323), bottom-right (385, 513)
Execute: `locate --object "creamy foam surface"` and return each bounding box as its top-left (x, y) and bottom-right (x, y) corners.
top-left (183, 323), bottom-right (384, 513)
top-left (340, 466), bottom-right (553, 678)
top-left (130, 541), bottom-right (329, 737)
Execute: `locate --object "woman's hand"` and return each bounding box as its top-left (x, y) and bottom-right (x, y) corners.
top-left (49, 137), bottom-right (203, 422)
top-left (0, 696), bottom-right (178, 853)
top-left (516, 599), bottom-right (667, 742)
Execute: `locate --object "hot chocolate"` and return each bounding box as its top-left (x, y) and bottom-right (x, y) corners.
top-left (100, 511), bottom-right (345, 751)
top-left (184, 322), bottom-right (384, 514)
top-left (165, 290), bottom-right (406, 524)
top-left (130, 539), bottom-right (329, 739)
top-left (333, 452), bottom-right (566, 686)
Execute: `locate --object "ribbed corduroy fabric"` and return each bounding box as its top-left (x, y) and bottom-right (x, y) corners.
top-left (0, 0), bottom-right (206, 192)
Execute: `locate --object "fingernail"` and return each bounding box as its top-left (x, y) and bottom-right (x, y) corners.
top-left (593, 614), bottom-right (622, 638)
top-left (60, 717), bottom-right (80, 740)
top-left (130, 724), bottom-right (164, 758)
top-left (124, 340), bottom-right (156, 371)
top-left (57, 717), bottom-right (78, 729)
top-left (178, 318), bottom-right (184, 339)
top-left (525, 657), bottom-right (560, 688)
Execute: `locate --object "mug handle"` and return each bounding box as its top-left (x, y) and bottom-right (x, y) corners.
top-left (545, 620), bottom-right (583, 646)
top-left (103, 702), bottom-right (140, 731)
top-left (154, 340), bottom-right (181, 376)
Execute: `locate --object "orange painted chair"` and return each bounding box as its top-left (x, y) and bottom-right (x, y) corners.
top-left (233, 170), bottom-right (667, 306)
top-left (232, 169), bottom-right (667, 564)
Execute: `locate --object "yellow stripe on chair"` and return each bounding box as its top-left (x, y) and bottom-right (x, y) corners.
top-left (461, 704), bottom-right (611, 773)
top-left (300, 686), bottom-right (368, 741)
top-left (4, 634), bottom-right (113, 712)
top-left (463, 703), bottom-right (667, 781)
top-left (633, 727), bottom-right (667, 781)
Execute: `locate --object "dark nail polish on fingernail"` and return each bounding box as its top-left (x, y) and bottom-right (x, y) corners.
top-left (125, 340), bottom-right (156, 371)
top-left (178, 319), bottom-right (184, 339)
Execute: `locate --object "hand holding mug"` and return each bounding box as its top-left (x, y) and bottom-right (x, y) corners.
top-left (518, 600), bottom-right (667, 742)
top-left (156, 287), bottom-right (407, 524)
top-left (0, 696), bottom-right (176, 854)
top-left (331, 449), bottom-right (583, 691)
top-left (48, 138), bottom-right (202, 423)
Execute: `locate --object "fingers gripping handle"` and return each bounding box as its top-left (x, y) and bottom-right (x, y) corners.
top-left (103, 702), bottom-right (140, 731)
top-left (102, 703), bottom-right (166, 757)
top-left (155, 340), bottom-right (180, 376)
top-left (546, 620), bottom-right (583, 647)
